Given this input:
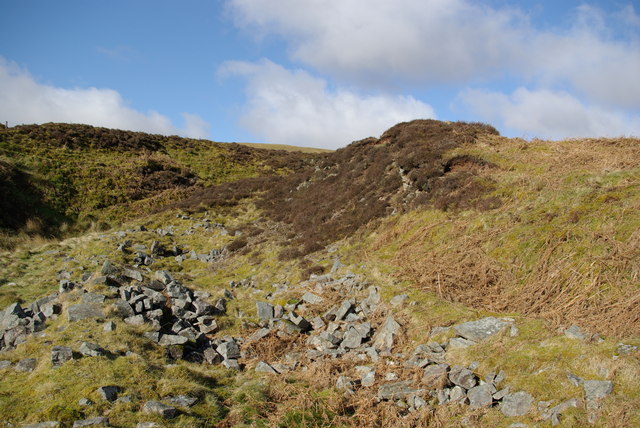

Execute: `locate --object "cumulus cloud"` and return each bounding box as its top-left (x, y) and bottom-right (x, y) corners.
top-left (227, 0), bottom-right (640, 108)
top-left (220, 59), bottom-right (435, 148)
top-left (459, 87), bottom-right (640, 139)
top-left (0, 57), bottom-right (210, 138)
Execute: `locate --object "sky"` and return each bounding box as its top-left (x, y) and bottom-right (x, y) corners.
top-left (0, 0), bottom-right (639, 149)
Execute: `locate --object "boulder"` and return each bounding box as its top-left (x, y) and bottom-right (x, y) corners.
top-left (377, 381), bottom-right (423, 401)
top-left (255, 361), bottom-right (278, 374)
top-left (217, 341), bottom-right (241, 360)
top-left (453, 317), bottom-right (509, 342)
top-left (372, 316), bottom-right (401, 352)
top-left (467, 384), bottom-right (494, 409)
top-left (301, 292), bottom-right (324, 304)
top-left (79, 342), bottom-right (106, 357)
top-left (51, 346), bottom-right (74, 366)
top-left (256, 301), bottom-right (274, 321)
top-left (97, 385), bottom-right (120, 402)
top-left (15, 358), bottom-right (37, 372)
top-left (159, 334), bottom-right (189, 346)
top-left (564, 325), bottom-right (588, 340)
top-left (142, 401), bottom-right (177, 419)
top-left (584, 380), bottom-right (613, 401)
top-left (422, 364), bottom-right (450, 389)
top-left (500, 391), bottom-right (533, 417)
top-left (68, 303), bottom-right (104, 322)
top-left (448, 366), bottom-right (477, 389)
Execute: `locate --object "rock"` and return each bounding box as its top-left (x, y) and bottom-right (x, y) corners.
top-left (541, 398), bottom-right (581, 425)
top-left (390, 294), bottom-right (409, 306)
top-left (289, 314), bottom-right (311, 331)
top-left (165, 395), bottom-right (198, 408)
top-left (217, 341), bottom-right (241, 360)
top-left (616, 343), bottom-right (638, 355)
top-left (79, 342), bottom-right (106, 357)
top-left (97, 385), bottom-right (120, 402)
top-left (309, 316), bottom-right (326, 330)
top-left (467, 384), bottom-right (494, 409)
top-left (101, 260), bottom-right (118, 276)
top-left (372, 316), bottom-right (401, 352)
top-left (360, 368), bottom-right (376, 387)
top-left (422, 364), bottom-right (450, 389)
top-left (447, 337), bottom-right (477, 349)
top-left (51, 346), bottom-right (74, 366)
top-left (255, 361), bottom-right (278, 374)
top-left (566, 372), bottom-right (583, 387)
top-left (336, 376), bottom-right (354, 392)
top-left (333, 299), bottom-right (355, 321)
top-left (159, 334), bottom-right (189, 346)
top-left (155, 270), bottom-right (173, 285)
top-left (223, 359), bottom-right (240, 370)
top-left (453, 317), bottom-right (509, 342)
top-left (68, 303), bottom-right (104, 322)
top-left (500, 391), bottom-right (533, 417)
top-left (256, 301), bottom-right (274, 321)
top-left (124, 315), bottom-right (145, 326)
top-left (123, 268), bottom-right (143, 282)
top-left (15, 358), bottom-right (37, 372)
top-left (302, 292), bottom-right (324, 304)
top-left (142, 401), bottom-right (177, 419)
top-left (112, 300), bottom-right (135, 318)
top-left (23, 422), bottom-right (61, 428)
top-left (136, 423), bottom-right (160, 428)
top-left (72, 417), bottom-right (109, 427)
top-left (78, 398), bottom-right (93, 406)
top-left (377, 381), bottom-right (423, 401)
top-left (449, 386), bottom-right (467, 403)
top-left (0, 360), bottom-right (11, 369)
top-left (564, 325), bottom-right (587, 340)
top-left (583, 380), bottom-right (613, 401)
top-left (59, 280), bottom-right (76, 293)
top-left (493, 387), bottom-right (510, 400)
top-left (82, 293), bottom-right (106, 305)
top-left (448, 366), bottom-right (477, 389)
top-left (204, 347), bottom-right (223, 364)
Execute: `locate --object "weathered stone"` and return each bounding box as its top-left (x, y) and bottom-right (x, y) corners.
top-left (51, 346), bottom-right (74, 366)
top-left (564, 325), bottom-right (587, 340)
top-left (360, 368), bottom-right (376, 387)
top-left (72, 417), bottom-right (109, 427)
top-left (468, 384), bottom-right (494, 409)
top-left (256, 301), bottom-right (274, 321)
top-left (97, 385), bottom-right (120, 402)
top-left (123, 268), bottom-right (143, 282)
top-left (68, 303), bottom-right (104, 322)
top-left (541, 398), bottom-right (581, 425)
top-left (155, 270), bottom-right (173, 285)
top-left (377, 381), bottom-right (423, 401)
top-left (214, 298), bottom-right (227, 314)
top-left (204, 347), bottom-right (223, 364)
top-left (493, 387), bottom-right (510, 400)
top-left (78, 398), bottom-right (93, 406)
top-left (15, 358), bottom-right (37, 372)
top-left (422, 364), bottom-right (450, 389)
top-left (142, 401), bottom-right (177, 419)
top-left (583, 380), bottom-right (613, 401)
top-left (101, 260), bottom-right (118, 276)
top-left (223, 359), bottom-right (240, 370)
top-left (23, 422), bottom-right (62, 428)
top-left (500, 391), bottom-right (533, 417)
top-left (333, 299), bottom-right (355, 321)
top-left (59, 280), bottom-right (76, 293)
top-left (302, 292), bottom-right (324, 304)
top-left (136, 423), bottom-right (160, 428)
top-left (453, 317), bottom-right (509, 342)
top-left (372, 316), bottom-right (401, 352)
top-left (447, 337), bottom-right (477, 349)
top-left (617, 343), bottom-right (638, 355)
top-left (159, 334), bottom-right (189, 346)
top-left (193, 300), bottom-right (214, 316)
top-left (309, 316), bottom-right (326, 330)
top-left (255, 361), bottom-right (278, 374)
top-left (390, 294), bottom-right (409, 306)
top-left (124, 315), bottom-right (145, 326)
top-left (449, 386), bottom-right (467, 403)
top-left (81, 293), bottom-right (106, 305)
top-left (0, 360), bottom-right (11, 369)
top-left (336, 376), bottom-right (354, 392)
top-left (197, 317), bottom-right (219, 334)
top-left (567, 372), bottom-right (583, 387)
top-left (278, 319), bottom-right (306, 334)
top-left (217, 341), bottom-right (241, 360)
top-left (41, 302), bottom-right (62, 318)
top-left (79, 342), bottom-right (106, 357)
top-left (249, 327), bottom-right (271, 342)
top-left (449, 366), bottom-right (477, 389)
top-left (165, 395), bottom-right (198, 407)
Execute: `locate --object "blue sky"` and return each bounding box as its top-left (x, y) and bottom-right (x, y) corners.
top-left (1, 0), bottom-right (638, 149)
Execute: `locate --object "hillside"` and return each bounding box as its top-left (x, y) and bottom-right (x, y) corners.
top-left (0, 120), bottom-right (638, 427)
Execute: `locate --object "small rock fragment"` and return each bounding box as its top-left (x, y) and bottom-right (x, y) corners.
top-left (500, 391), bottom-right (533, 417)
top-left (142, 401), bottom-right (177, 419)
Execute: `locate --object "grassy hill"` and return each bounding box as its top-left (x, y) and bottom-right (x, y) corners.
top-left (0, 121), bottom-right (638, 427)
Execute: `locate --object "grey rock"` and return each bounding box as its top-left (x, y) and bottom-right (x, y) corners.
top-left (23, 422), bottom-right (62, 428)
top-left (583, 380), bottom-right (613, 401)
top-left (333, 299), bottom-right (355, 321)
top-left (113, 300), bottom-right (135, 318)
top-left (101, 260), bottom-right (118, 276)
top-left (493, 387), bottom-right (510, 400)
top-left (336, 376), bottom-right (354, 393)
top-left (79, 342), bottom-right (106, 357)
top-left (15, 358), bottom-right (37, 372)
top-left (309, 316), bottom-right (326, 330)
top-left (541, 398), bottom-right (581, 425)
top-left (372, 316), bottom-right (401, 352)
top-left (81, 293), bottom-right (105, 305)
top-left (142, 401), bottom-right (177, 419)
top-left (97, 385), bottom-right (120, 402)
top-left (449, 366), bottom-right (477, 389)
top-left (453, 317), bottom-right (509, 342)
top-left (214, 298), bottom-right (227, 314)
top-left (165, 395), bottom-right (198, 407)
top-left (72, 417), bottom-right (109, 427)
top-left (217, 341), bottom-right (241, 360)
top-left (377, 381), bottom-right (423, 401)
top-left (143, 332), bottom-right (161, 343)
top-left (564, 325), bottom-right (587, 340)
top-left (447, 337), bottom-right (477, 349)
top-left (223, 359), bottom-right (240, 370)
top-left (422, 364), bottom-right (450, 389)
top-left (390, 294), bottom-right (409, 306)
top-left (256, 301), bottom-right (274, 321)
top-left (567, 372), bottom-right (583, 387)
top-left (617, 343), bottom-right (638, 355)
top-left (155, 270), bottom-right (173, 285)
top-left (361, 369), bottom-right (376, 387)
top-left (289, 314), bottom-right (311, 331)
top-left (255, 361), bottom-right (278, 374)
top-left (59, 280), bottom-right (76, 293)
top-left (248, 327), bottom-right (271, 342)
top-left (68, 303), bottom-right (104, 322)
top-left (468, 384), bottom-right (494, 409)
top-left (193, 300), bottom-right (215, 316)
top-left (159, 334), bottom-right (189, 346)
top-left (501, 391), bottom-right (533, 417)
top-left (0, 360), bottom-right (11, 369)
top-left (124, 315), bottom-right (145, 326)
top-left (302, 292), bottom-right (324, 304)
top-left (449, 386), bottom-right (467, 403)
top-left (51, 346), bottom-right (74, 366)
top-left (137, 423), bottom-right (160, 428)
top-left (123, 268), bottom-right (143, 282)
top-left (78, 398), bottom-right (93, 406)
top-left (204, 347), bottom-right (223, 364)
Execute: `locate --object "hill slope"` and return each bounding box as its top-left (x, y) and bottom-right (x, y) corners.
top-left (0, 120), bottom-right (638, 427)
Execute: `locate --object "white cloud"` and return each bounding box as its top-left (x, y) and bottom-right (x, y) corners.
top-left (227, 0), bottom-right (640, 108)
top-left (0, 57), bottom-right (210, 138)
top-left (220, 59), bottom-right (435, 149)
top-left (459, 87), bottom-right (640, 139)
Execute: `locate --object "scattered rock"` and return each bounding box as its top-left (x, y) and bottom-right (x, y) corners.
top-left (79, 342), bottom-right (106, 357)
top-left (255, 361), bottom-right (278, 374)
top-left (142, 401), bottom-right (177, 419)
top-left (500, 391), bottom-right (533, 417)
top-left (103, 321), bottom-right (116, 332)
top-left (372, 316), bottom-right (401, 352)
top-left (23, 423), bottom-right (61, 428)
top-left (564, 325), bottom-right (587, 340)
top-left (72, 417), bottom-right (109, 427)
top-left (453, 317), bottom-right (509, 342)
top-left (51, 346), bottom-right (74, 366)
top-left (97, 385), bottom-right (120, 402)
top-left (15, 358), bottom-right (37, 372)
top-left (449, 366), bottom-right (477, 389)
top-left (68, 303), bottom-right (104, 322)
top-left (302, 292), bottom-right (324, 304)
top-left (422, 364), bottom-right (450, 389)
top-left (467, 384), bottom-right (494, 409)
top-left (583, 380), bottom-right (613, 401)
top-left (377, 381), bottom-right (423, 401)
top-left (390, 294), bottom-right (409, 306)
top-left (165, 395), bottom-right (198, 408)
top-left (256, 301), bottom-right (274, 321)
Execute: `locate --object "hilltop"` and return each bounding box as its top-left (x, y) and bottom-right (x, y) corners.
top-left (0, 121), bottom-right (638, 427)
